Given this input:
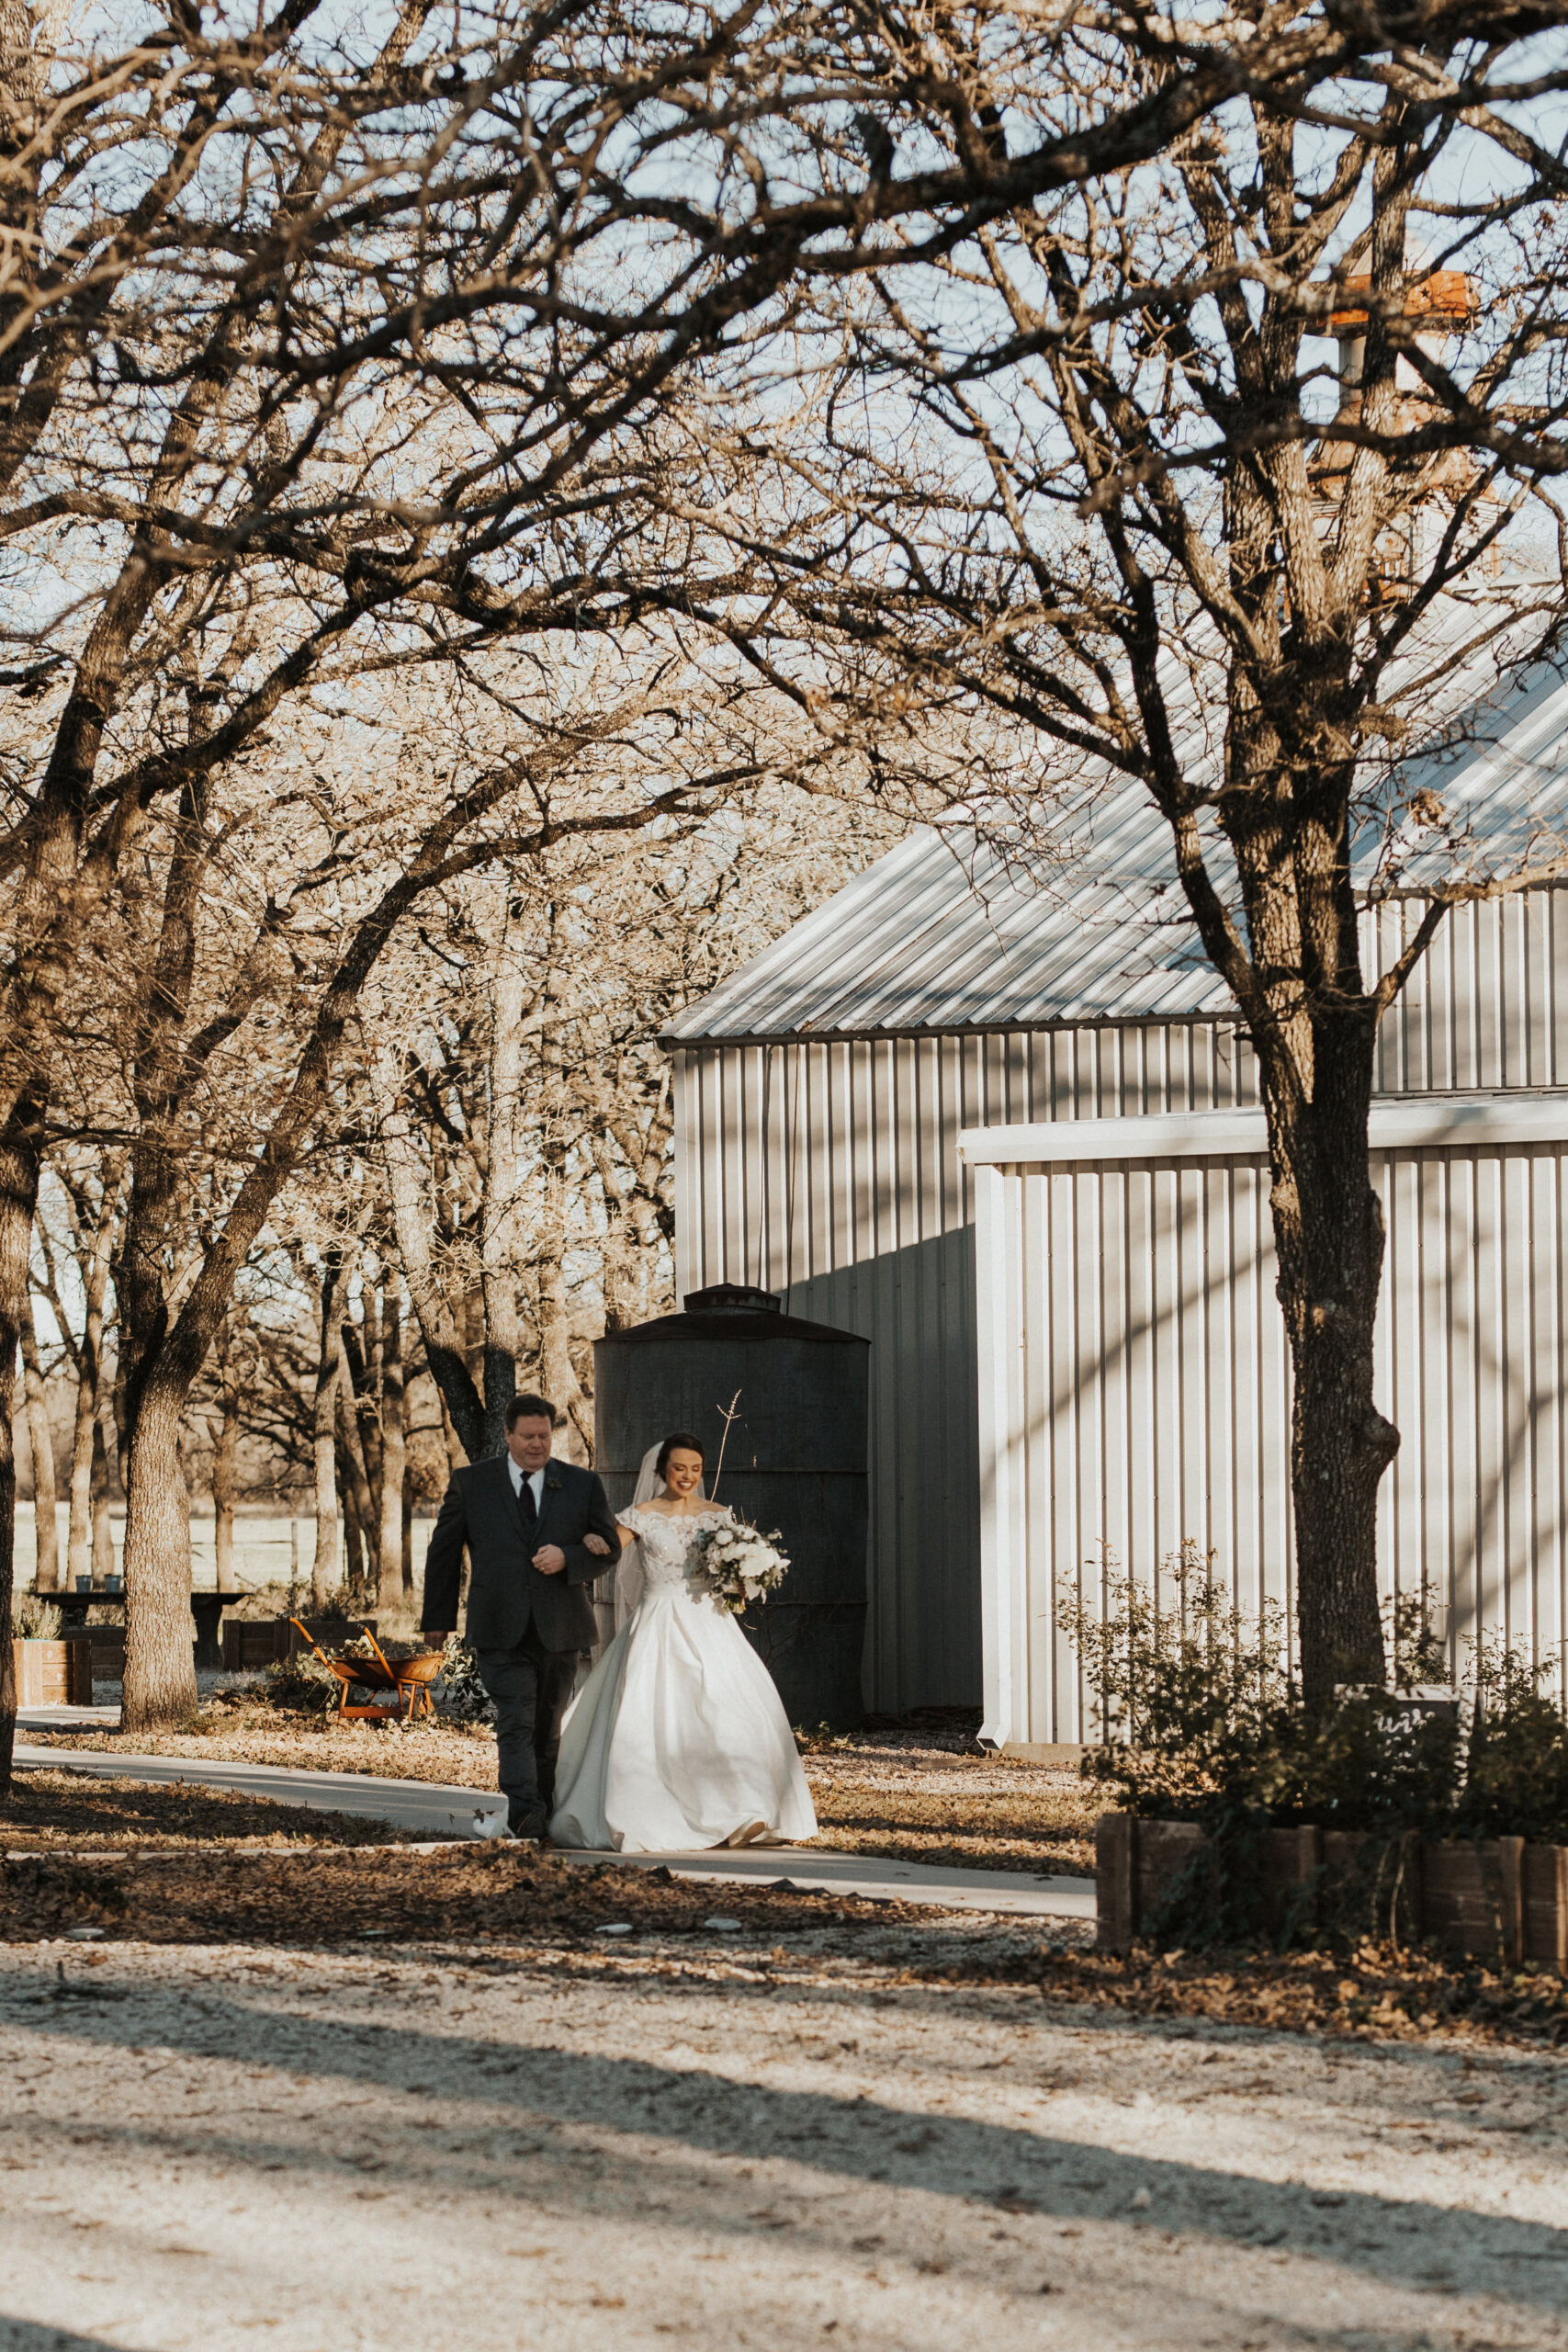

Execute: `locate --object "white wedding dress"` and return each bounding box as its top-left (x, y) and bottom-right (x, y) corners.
top-left (547, 1504), bottom-right (818, 1852)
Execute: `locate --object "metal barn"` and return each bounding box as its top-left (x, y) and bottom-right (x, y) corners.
top-left (666, 655), bottom-right (1568, 1739)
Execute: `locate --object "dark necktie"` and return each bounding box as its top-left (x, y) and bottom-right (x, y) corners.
top-left (518, 1474), bottom-right (537, 1529)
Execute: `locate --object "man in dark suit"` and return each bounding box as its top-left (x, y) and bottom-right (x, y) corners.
top-left (421, 1392), bottom-right (619, 1839)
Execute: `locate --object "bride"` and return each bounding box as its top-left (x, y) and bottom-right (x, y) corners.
top-left (547, 1430), bottom-right (818, 1853)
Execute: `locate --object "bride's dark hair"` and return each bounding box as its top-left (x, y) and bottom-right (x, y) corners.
top-left (656, 1430), bottom-right (705, 1482)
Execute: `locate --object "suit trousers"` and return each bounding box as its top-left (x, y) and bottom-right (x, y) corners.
top-left (475, 1624), bottom-right (580, 1835)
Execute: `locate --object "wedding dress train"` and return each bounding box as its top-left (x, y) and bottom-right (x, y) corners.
top-left (547, 1505), bottom-right (818, 1852)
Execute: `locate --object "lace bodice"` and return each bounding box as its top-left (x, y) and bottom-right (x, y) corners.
top-left (617, 1505), bottom-right (730, 1595)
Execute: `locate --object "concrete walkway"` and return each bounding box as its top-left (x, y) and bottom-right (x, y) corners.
top-left (12, 1715), bottom-right (1095, 1924)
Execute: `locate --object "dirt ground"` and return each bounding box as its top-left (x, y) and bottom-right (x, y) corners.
top-left (26, 1706), bottom-right (1099, 1875)
top-left (2, 1928), bottom-right (1564, 2352)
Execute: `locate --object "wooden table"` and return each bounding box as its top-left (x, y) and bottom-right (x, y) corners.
top-left (49, 1588), bottom-right (231, 1671)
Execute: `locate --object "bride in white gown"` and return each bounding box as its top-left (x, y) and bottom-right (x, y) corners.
top-left (547, 1430), bottom-right (818, 1853)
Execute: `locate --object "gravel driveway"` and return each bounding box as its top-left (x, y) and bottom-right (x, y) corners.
top-left (1, 1936), bottom-right (1563, 2352)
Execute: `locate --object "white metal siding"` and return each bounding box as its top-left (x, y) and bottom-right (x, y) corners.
top-left (974, 1134), bottom-right (1568, 1746)
top-left (673, 1020), bottom-right (1262, 1710)
top-left (673, 891), bottom-right (1568, 1714)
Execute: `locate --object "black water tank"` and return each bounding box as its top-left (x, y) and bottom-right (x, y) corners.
top-left (593, 1284), bottom-right (869, 1727)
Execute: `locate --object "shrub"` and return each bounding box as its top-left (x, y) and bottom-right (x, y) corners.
top-left (433, 1638), bottom-right (494, 1724)
top-left (258, 1647), bottom-right (340, 1716)
top-left (12, 1594), bottom-right (62, 1639)
top-left (1061, 1544), bottom-right (1566, 1849)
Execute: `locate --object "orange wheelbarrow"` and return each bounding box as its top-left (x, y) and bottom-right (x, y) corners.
top-left (289, 1618), bottom-right (446, 1725)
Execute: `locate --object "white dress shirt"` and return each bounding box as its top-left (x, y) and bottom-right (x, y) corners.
top-left (509, 1460), bottom-right (546, 1518)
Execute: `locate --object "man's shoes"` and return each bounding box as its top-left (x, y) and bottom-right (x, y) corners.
top-left (507, 1811), bottom-right (548, 1843)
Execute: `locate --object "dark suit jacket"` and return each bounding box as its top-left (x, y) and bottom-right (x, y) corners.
top-left (420, 1455), bottom-right (619, 1654)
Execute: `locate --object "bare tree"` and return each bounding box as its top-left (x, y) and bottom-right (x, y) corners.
top-left (3, 0), bottom-right (1560, 1769)
top-left (17, 1288), bottom-right (56, 1590)
top-left (754, 27), bottom-right (1568, 1699)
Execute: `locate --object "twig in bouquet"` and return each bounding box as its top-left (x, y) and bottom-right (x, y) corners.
top-left (710, 1389), bottom-right (741, 1500)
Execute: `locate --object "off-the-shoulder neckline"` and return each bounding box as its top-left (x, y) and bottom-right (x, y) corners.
top-left (625, 1502), bottom-right (728, 1518)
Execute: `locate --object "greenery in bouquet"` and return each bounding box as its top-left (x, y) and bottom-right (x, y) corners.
top-left (689, 1519), bottom-right (790, 1615)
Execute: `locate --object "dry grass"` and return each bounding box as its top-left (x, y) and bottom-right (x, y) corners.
top-left (30, 1709), bottom-right (503, 1786)
top-left (0, 1770), bottom-right (450, 1850)
top-left (803, 1738), bottom-right (1097, 1877)
top-left (27, 1701), bottom-right (1100, 1873)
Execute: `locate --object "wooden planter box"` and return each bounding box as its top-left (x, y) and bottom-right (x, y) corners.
top-left (1097, 1813), bottom-right (1568, 1971)
top-left (220, 1615), bottom-right (378, 1672)
top-left (13, 1635), bottom-right (94, 1708)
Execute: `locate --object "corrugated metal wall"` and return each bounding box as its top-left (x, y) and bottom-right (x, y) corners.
top-left (672, 1020), bottom-right (1262, 1710)
top-left (976, 1135), bottom-right (1568, 1746)
top-left (673, 888), bottom-right (1568, 1713)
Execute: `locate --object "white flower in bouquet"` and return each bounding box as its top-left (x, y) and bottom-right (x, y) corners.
top-left (690, 1517), bottom-right (791, 1614)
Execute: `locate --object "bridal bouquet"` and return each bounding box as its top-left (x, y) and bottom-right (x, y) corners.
top-left (689, 1518), bottom-right (791, 1615)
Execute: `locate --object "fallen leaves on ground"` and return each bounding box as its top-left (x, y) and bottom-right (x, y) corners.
top-left (0, 1839), bottom-right (928, 1948)
top-left (803, 1743), bottom-right (1097, 1877)
top-left (28, 1710), bottom-right (1100, 1872)
top-left (919, 1938), bottom-right (1568, 2047)
top-left (0, 1771), bottom-right (447, 1851)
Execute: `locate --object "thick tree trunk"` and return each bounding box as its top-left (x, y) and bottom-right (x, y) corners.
top-left (19, 1290), bottom-right (57, 1591)
top-left (311, 1255), bottom-right (341, 1608)
top-left (378, 1288), bottom-right (405, 1612)
top-left (211, 1387), bottom-right (239, 1594)
top-left (120, 1376), bottom-right (197, 1730)
top-left (1267, 1060), bottom-right (1394, 1705)
top-left (0, 1084), bottom-right (43, 1798)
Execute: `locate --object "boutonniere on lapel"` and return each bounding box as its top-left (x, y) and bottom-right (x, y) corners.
top-left (546, 1477), bottom-right (563, 1492)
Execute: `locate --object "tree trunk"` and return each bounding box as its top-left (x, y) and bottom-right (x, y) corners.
top-left (64, 1158), bottom-right (121, 1589)
top-left (1264, 1051), bottom-right (1394, 1705)
top-left (19, 1289), bottom-right (58, 1591)
top-left (311, 1254), bottom-right (341, 1608)
top-left (120, 1374), bottom-right (197, 1730)
top-left (0, 1083), bottom-right (43, 1798)
top-left (380, 1071), bottom-right (484, 1461)
top-left (336, 1450), bottom-right (367, 1600)
top-left (435, 1383), bottom-right (465, 1479)
top-left (90, 1413), bottom-right (115, 1584)
top-left (480, 900), bottom-right (527, 1453)
top-left (378, 1287), bottom-right (405, 1612)
top-left (537, 1178), bottom-right (588, 1463)
top-left (342, 1300), bottom-right (385, 1539)
top-left (335, 1377), bottom-right (376, 1607)
top-left (211, 1386), bottom-right (239, 1595)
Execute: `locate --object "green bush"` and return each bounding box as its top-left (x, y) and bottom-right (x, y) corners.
top-left (258, 1647), bottom-right (340, 1715)
top-left (1061, 1543), bottom-right (1567, 1848)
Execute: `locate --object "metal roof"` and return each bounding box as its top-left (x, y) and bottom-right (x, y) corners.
top-left (670, 626), bottom-right (1568, 1046)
